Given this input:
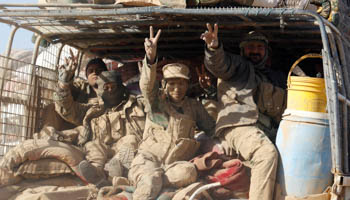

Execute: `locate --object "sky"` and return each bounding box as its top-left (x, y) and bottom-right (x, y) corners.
top-left (0, 0), bottom-right (37, 54)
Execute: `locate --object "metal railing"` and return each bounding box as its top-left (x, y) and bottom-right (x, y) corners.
top-left (0, 5), bottom-right (348, 198)
top-left (0, 44), bottom-right (78, 159)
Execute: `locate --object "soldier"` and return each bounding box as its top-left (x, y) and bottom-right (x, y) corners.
top-left (68, 57), bottom-right (108, 104)
top-left (200, 24), bottom-right (287, 200)
top-left (115, 62), bottom-right (141, 95)
top-left (0, 70), bottom-right (145, 188)
top-left (41, 54), bottom-right (108, 131)
top-left (128, 26), bottom-right (216, 200)
top-left (53, 70), bottom-right (146, 186)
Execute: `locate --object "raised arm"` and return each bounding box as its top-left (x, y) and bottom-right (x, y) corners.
top-left (201, 23), bottom-right (250, 81)
top-left (200, 23), bottom-right (219, 50)
top-left (139, 26), bottom-right (162, 104)
top-left (145, 26), bottom-right (161, 65)
top-left (54, 85), bottom-right (92, 126)
top-left (57, 49), bottom-right (79, 90)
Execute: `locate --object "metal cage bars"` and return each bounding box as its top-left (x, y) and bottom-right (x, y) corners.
top-left (0, 6), bottom-right (348, 197)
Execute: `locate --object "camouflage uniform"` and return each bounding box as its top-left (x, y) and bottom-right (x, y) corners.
top-left (42, 78), bottom-right (99, 131)
top-left (128, 59), bottom-right (216, 200)
top-left (0, 72), bottom-right (144, 187)
top-left (54, 74), bottom-right (146, 178)
top-left (70, 78), bottom-right (99, 104)
top-left (42, 57), bottom-right (108, 131)
top-left (204, 43), bottom-right (286, 200)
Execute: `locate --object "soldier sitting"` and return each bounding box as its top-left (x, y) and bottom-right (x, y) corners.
top-left (201, 23), bottom-right (287, 200)
top-left (52, 70), bottom-right (146, 187)
top-left (128, 26), bottom-right (216, 200)
top-left (0, 70), bottom-right (147, 188)
top-left (42, 53), bottom-right (108, 131)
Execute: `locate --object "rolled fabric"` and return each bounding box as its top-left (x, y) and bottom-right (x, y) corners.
top-left (0, 139), bottom-right (84, 176)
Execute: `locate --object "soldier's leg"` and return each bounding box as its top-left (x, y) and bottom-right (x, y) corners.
top-left (108, 135), bottom-right (140, 177)
top-left (163, 161), bottom-right (198, 188)
top-left (84, 140), bottom-right (108, 170)
top-left (41, 103), bottom-right (76, 131)
top-left (34, 126), bottom-right (80, 144)
top-left (81, 140), bottom-right (110, 187)
top-left (128, 152), bottom-right (163, 200)
top-left (221, 125), bottom-right (278, 200)
top-left (105, 135), bottom-right (141, 180)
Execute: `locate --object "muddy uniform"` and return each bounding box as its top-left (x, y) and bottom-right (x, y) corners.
top-left (128, 59), bottom-right (216, 200)
top-left (54, 82), bottom-right (146, 176)
top-left (70, 78), bottom-right (99, 104)
top-left (204, 44), bottom-right (286, 200)
top-left (42, 78), bottom-right (99, 131)
top-left (42, 57), bottom-right (108, 131)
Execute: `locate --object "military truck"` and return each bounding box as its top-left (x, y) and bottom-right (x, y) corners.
top-left (0, 2), bottom-right (349, 199)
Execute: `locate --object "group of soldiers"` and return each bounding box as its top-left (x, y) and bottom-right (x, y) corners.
top-left (0, 24), bottom-right (287, 200)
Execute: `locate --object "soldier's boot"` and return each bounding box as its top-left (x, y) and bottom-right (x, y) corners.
top-left (310, 0), bottom-right (331, 18)
top-left (105, 156), bottom-right (123, 179)
top-left (133, 171), bottom-right (163, 200)
top-left (105, 146), bottom-right (137, 180)
top-left (116, 146), bottom-right (136, 172)
top-left (77, 160), bottom-right (111, 188)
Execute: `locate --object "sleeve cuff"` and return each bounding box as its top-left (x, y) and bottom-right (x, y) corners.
top-left (205, 41), bottom-right (221, 52)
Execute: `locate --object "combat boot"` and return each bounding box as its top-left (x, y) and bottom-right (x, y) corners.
top-left (116, 146), bottom-right (136, 171)
top-left (76, 160), bottom-right (111, 188)
top-left (105, 156), bottom-right (123, 178)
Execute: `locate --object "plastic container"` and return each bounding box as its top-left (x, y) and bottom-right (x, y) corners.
top-left (276, 109), bottom-right (332, 197)
top-left (287, 53), bottom-right (327, 113)
top-left (287, 76), bottom-right (327, 113)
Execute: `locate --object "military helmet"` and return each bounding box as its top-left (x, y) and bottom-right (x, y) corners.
top-left (239, 31), bottom-right (269, 48)
top-left (162, 63), bottom-right (190, 80)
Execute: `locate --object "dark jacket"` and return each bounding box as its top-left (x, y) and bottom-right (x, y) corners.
top-left (204, 44), bottom-right (286, 136)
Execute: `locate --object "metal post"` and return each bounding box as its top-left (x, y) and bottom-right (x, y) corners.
top-left (26, 34), bottom-right (42, 139)
top-left (0, 26), bottom-right (18, 147)
top-left (77, 51), bottom-right (85, 78)
top-left (55, 43), bottom-right (65, 72)
top-left (0, 26), bottom-right (18, 99)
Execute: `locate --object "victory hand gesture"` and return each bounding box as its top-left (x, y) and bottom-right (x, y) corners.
top-left (200, 23), bottom-right (219, 49)
top-left (196, 64), bottom-right (212, 90)
top-left (58, 49), bottom-right (79, 84)
top-left (145, 26), bottom-right (161, 64)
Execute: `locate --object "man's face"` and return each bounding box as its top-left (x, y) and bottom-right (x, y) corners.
top-left (87, 64), bottom-right (106, 87)
top-left (98, 82), bottom-right (120, 106)
top-left (165, 78), bottom-right (189, 103)
top-left (243, 41), bottom-right (266, 64)
top-left (103, 82), bottom-right (117, 93)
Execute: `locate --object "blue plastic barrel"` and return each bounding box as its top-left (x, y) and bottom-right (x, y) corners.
top-left (276, 109), bottom-right (332, 197)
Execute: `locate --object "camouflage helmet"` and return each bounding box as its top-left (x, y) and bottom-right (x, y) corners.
top-left (162, 63), bottom-right (190, 80)
top-left (239, 31), bottom-right (269, 48)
